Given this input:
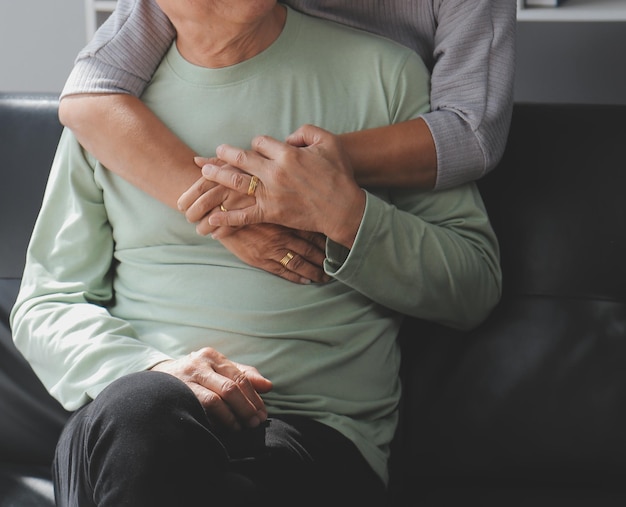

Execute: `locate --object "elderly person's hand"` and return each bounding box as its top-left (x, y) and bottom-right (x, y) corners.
top-left (178, 158), bottom-right (329, 284)
top-left (219, 224), bottom-right (329, 284)
top-left (151, 347), bottom-right (272, 431)
top-left (202, 125), bottom-right (366, 249)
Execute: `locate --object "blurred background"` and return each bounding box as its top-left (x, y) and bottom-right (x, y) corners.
top-left (1, 0), bottom-right (625, 104)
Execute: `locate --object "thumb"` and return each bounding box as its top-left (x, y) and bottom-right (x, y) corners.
top-left (285, 124), bottom-right (328, 147)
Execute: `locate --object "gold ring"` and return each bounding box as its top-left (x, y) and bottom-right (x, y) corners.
top-left (279, 252), bottom-right (294, 267)
top-left (220, 204), bottom-right (228, 212)
top-left (247, 175), bottom-right (259, 196)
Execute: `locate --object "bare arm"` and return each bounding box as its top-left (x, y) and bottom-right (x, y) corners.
top-left (59, 93), bottom-right (438, 204)
top-left (59, 94), bottom-right (200, 209)
top-left (340, 117), bottom-right (437, 189)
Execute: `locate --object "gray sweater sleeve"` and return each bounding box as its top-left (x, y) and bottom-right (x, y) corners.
top-left (62, 0), bottom-right (174, 97)
top-left (422, 0), bottom-right (517, 189)
top-left (62, 0), bottom-right (516, 190)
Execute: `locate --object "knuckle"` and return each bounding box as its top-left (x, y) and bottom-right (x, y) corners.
top-left (231, 172), bottom-right (246, 189)
top-left (288, 255), bottom-right (302, 270)
top-left (196, 346), bottom-right (221, 362)
top-left (302, 242), bottom-right (318, 259)
top-left (199, 390), bottom-right (220, 409)
top-left (239, 213), bottom-right (252, 226)
top-left (234, 149), bottom-right (247, 166)
top-left (219, 379), bottom-right (237, 397)
top-left (180, 363), bottom-right (200, 380)
top-left (252, 135), bottom-right (267, 149)
top-left (195, 194), bottom-right (213, 214)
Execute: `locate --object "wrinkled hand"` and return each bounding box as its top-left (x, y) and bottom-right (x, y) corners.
top-left (178, 157), bottom-right (253, 236)
top-left (219, 224), bottom-right (329, 284)
top-left (203, 125), bottom-right (366, 249)
top-left (178, 158), bottom-right (330, 284)
top-left (151, 347), bottom-right (272, 431)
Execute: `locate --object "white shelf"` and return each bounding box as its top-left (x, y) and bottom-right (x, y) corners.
top-left (93, 0), bottom-right (117, 10)
top-left (518, 0), bottom-right (626, 21)
top-left (85, 0), bottom-right (117, 40)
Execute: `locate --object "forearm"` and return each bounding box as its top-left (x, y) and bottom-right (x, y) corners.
top-left (59, 94), bottom-right (200, 209)
top-left (325, 186), bottom-right (502, 330)
top-left (10, 131), bottom-right (171, 410)
top-left (340, 117), bottom-right (437, 190)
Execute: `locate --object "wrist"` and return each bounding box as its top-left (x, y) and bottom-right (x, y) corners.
top-left (325, 187), bottom-right (366, 249)
top-left (149, 359), bottom-right (173, 372)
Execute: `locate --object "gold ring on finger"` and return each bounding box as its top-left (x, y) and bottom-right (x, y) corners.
top-left (279, 252), bottom-right (294, 267)
top-left (247, 175), bottom-right (259, 196)
top-left (220, 204), bottom-right (228, 212)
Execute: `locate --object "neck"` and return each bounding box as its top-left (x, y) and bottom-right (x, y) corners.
top-left (174, 4), bottom-right (287, 69)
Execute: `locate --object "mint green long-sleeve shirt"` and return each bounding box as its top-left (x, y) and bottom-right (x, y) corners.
top-left (12, 7), bottom-right (501, 484)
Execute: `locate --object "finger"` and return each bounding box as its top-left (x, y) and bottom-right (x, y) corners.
top-left (215, 144), bottom-right (265, 177)
top-left (285, 124), bottom-right (328, 148)
top-left (196, 212), bottom-right (239, 237)
top-left (220, 368), bottom-right (269, 424)
top-left (195, 206), bottom-right (221, 236)
top-left (234, 363), bottom-right (273, 394)
top-left (293, 230), bottom-right (328, 254)
top-left (276, 252), bottom-right (326, 284)
top-left (196, 364), bottom-right (267, 428)
top-left (201, 349), bottom-right (270, 417)
top-left (250, 134), bottom-right (291, 160)
top-left (189, 348), bottom-right (269, 427)
top-left (208, 207), bottom-right (262, 228)
top-left (250, 255), bottom-right (317, 285)
top-left (153, 357), bottom-right (244, 430)
top-left (185, 186), bottom-right (229, 224)
top-left (194, 156), bottom-right (221, 168)
top-left (178, 176), bottom-right (218, 213)
top-left (202, 163), bottom-right (260, 198)
top-left (275, 239), bottom-right (328, 283)
top-left (188, 382), bottom-right (242, 431)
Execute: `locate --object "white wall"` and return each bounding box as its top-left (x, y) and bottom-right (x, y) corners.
top-left (0, 0), bottom-right (86, 94)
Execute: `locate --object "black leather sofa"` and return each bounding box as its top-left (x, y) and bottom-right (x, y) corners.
top-left (1, 93), bottom-right (625, 506)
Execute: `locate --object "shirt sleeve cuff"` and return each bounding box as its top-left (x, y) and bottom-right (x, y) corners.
top-left (61, 59), bottom-right (149, 98)
top-left (324, 191), bottom-right (382, 278)
top-left (420, 109), bottom-right (485, 190)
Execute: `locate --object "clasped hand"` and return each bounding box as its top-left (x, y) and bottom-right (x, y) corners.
top-left (151, 347), bottom-right (272, 431)
top-left (188, 124), bottom-right (365, 250)
top-left (177, 125), bottom-right (366, 282)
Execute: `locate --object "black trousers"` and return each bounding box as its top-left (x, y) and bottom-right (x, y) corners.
top-left (53, 371), bottom-right (387, 507)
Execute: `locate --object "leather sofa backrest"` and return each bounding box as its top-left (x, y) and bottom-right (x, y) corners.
top-left (0, 94), bottom-right (63, 279)
top-left (399, 103), bottom-right (626, 489)
top-left (0, 94), bottom-right (70, 465)
top-left (3, 93), bottom-right (626, 494)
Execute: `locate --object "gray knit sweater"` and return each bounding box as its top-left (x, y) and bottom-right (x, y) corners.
top-left (62, 0), bottom-right (517, 189)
